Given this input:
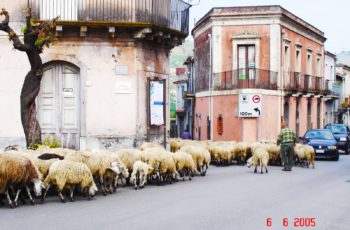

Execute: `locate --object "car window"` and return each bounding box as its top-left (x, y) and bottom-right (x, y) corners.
top-left (305, 130), bottom-right (334, 140)
top-left (329, 125), bottom-right (346, 134)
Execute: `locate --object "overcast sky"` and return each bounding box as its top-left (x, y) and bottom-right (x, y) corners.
top-left (188, 0), bottom-right (348, 54)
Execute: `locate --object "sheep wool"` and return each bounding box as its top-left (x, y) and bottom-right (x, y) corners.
top-left (43, 160), bottom-right (97, 202)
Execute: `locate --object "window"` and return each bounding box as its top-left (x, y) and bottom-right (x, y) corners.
top-left (284, 46), bottom-right (290, 73)
top-left (238, 45), bottom-right (256, 80)
top-left (307, 53), bottom-right (312, 75)
top-left (296, 98), bottom-right (300, 136)
top-left (217, 115), bottom-right (223, 135)
top-left (316, 57), bottom-right (321, 77)
top-left (284, 101), bottom-right (289, 127)
top-left (207, 115), bottom-right (211, 140)
top-left (307, 100), bottom-right (312, 129)
top-left (317, 101), bottom-right (321, 128)
top-left (296, 50), bottom-right (301, 73)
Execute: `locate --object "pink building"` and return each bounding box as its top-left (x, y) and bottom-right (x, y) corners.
top-left (192, 6), bottom-right (326, 141)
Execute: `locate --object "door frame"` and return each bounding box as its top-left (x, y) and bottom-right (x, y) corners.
top-left (38, 60), bottom-right (84, 149)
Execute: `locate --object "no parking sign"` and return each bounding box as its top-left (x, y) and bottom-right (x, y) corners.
top-left (239, 94), bottom-right (262, 117)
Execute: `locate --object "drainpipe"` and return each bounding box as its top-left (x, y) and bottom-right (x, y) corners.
top-left (279, 29), bottom-right (284, 129)
top-left (208, 33), bottom-right (212, 141)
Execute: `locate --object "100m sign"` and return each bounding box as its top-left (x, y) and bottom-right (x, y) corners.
top-left (240, 112), bottom-right (253, 116)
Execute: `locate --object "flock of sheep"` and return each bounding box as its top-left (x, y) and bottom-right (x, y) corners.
top-left (0, 139), bottom-right (315, 208)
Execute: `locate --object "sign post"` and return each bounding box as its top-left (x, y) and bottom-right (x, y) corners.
top-left (238, 94), bottom-right (262, 117)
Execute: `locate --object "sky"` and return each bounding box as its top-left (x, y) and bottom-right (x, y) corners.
top-left (187, 0), bottom-right (349, 54)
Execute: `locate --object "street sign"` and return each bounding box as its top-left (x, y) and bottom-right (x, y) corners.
top-left (239, 94), bottom-right (262, 117)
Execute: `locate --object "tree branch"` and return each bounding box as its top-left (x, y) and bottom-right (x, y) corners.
top-left (0, 8), bottom-right (30, 52)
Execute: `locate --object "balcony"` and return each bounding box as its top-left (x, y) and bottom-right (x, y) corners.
top-left (212, 68), bottom-right (278, 91)
top-left (29, 0), bottom-right (191, 35)
top-left (284, 72), bottom-right (324, 94)
top-left (325, 80), bottom-right (341, 97)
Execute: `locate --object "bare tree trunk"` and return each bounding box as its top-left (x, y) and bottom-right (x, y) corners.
top-left (1, 9), bottom-right (57, 148)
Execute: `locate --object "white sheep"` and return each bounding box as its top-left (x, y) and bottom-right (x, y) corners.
top-left (247, 146), bottom-right (269, 174)
top-left (172, 151), bottom-right (197, 181)
top-left (42, 160), bottom-right (98, 202)
top-left (130, 161), bottom-right (154, 190)
top-left (294, 144), bottom-right (315, 168)
top-left (64, 151), bottom-right (125, 195)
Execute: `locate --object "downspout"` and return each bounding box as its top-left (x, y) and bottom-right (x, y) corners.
top-left (208, 33), bottom-right (212, 141)
top-left (280, 28), bottom-right (284, 127)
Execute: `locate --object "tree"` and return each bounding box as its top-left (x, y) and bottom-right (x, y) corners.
top-left (0, 8), bottom-right (57, 148)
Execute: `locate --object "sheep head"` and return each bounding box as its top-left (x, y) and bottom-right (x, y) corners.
top-left (32, 178), bottom-right (45, 196)
top-left (89, 183), bottom-right (98, 197)
top-left (246, 157), bottom-right (253, 168)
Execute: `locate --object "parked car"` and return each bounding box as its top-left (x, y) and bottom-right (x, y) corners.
top-left (324, 124), bottom-right (350, 155)
top-left (299, 129), bottom-right (339, 161)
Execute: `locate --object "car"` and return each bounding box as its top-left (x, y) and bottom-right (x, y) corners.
top-left (299, 129), bottom-right (339, 161)
top-left (324, 124), bottom-right (350, 155)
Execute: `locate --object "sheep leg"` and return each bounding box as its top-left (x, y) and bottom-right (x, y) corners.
top-left (58, 191), bottom-right (66, 203)
top-left (5, 189), bottom-right (15, 208)
top-left (13, 188), bottom-right (21, 207)
top-left (25, 186), bottom-right (35, 205)
top-left (254, 166), bottom-right (257, 173)
top-left (99, 176), bottom-right (107, 196)
top-left (69, 188), bottom-right (74, 202)
top-left (41, 185), bottom-right (51, 203)
top-left (265, 166), bottom-right (268, 173)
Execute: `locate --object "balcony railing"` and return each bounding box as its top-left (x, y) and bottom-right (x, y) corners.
top-left (29, 0), bottom-right (191, 34)
top-left (212, 68), bottom-right (278, 90)
top-left (284, 72), bottom-right (324, 94)
top-left (325, 80), bottom-right (341, 96)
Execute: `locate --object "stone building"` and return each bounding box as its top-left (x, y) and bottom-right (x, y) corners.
top-left (0, 0), bottom-right (190, 149)
top-left (192, 6), bottom-right (326, 141)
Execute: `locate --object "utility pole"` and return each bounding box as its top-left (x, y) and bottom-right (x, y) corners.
top-left (208, 33), bottom-right (212, 141)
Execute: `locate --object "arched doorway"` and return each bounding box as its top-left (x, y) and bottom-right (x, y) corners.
top-left (38, 62), bottom-right (80, 149)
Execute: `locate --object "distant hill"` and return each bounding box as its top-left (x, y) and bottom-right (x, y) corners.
top-left (336, 51), bottom-right (350, 65)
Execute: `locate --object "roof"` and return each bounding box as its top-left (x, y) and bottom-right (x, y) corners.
top-left (193, 5), bottom-right (326, 41)
top-left (325, 51), bottom-right (336, 58)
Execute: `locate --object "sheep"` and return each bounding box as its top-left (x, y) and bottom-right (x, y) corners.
top-left (232, 142), bottom-right (252, 165)
top-left (42, 160), bottom-right (98, 202)
top-left (294, 144), bottom-right (315, 168)
top-left (115, 148), bottom-right (141, 173)
top-left (179, 145), bottom-right (208, 176)
top-left (103, 161), bottom-right (129, 193)
top-left (157, 153), bottom-right (178, 184)
top-left (64, 151), bottom-right (126, 195)
top-left (0, 153), bottom-right (44, 208)
top-left (130, 161), bottom-right (154, 190)
top-left (172, 151), bottom-right (197, 181)
top-left (139, 142), bottom-right (163, 151)
top-left (265, 144), bottom-right (281, 166)
top-left (170, 138), bottom-right (184, 152)
top-left (247, 146), bottom-right (269, 174)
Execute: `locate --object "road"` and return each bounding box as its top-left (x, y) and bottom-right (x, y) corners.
top-left (1, 155), bottom-right (350, 230)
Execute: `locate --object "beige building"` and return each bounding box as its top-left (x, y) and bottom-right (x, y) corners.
top-left (0, 0), bottom-right (190, 150)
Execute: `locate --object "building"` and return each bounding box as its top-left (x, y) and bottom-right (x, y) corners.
top-left (172, 56), bottom-right (195, 139)
top-left (169, 40), bottom-right (194, 138)
top-left (192, 6), bottom-right (326, 141)
top-left (336, 64), bottom-right (350, 124)
top-left (323, 51), bottom-right (339, 125)
top-left (0, 0), bottom-right (190, 149)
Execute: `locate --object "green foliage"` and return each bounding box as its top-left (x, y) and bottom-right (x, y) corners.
top-left (31, 135), bottom-right (61, 150)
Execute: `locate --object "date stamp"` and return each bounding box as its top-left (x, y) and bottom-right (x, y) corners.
top-left (266, 217), bottom-right (316, 228)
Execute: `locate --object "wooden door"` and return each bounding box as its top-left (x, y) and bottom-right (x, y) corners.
top-left (38, 63), bottom-right (80, 149)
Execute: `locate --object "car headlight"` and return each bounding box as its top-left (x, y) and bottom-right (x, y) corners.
top-left (328, 146), bottom-right (337, 150)
top-left (339, 137), bottom-right (347, 142)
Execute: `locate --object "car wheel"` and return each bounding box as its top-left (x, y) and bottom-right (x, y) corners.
top-left (333, 154), bottom-right (339, 161)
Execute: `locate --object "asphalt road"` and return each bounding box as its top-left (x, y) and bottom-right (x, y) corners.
top-left (1, 155), bottom-right (350, 230)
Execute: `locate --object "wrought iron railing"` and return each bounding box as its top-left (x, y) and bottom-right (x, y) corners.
top-left (29, 0), bottom-right (191, 34)
top-left (212, 68), bottom-right (278, 91)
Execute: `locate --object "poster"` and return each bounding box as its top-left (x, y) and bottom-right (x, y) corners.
top-left (150, 80), bottom-right (165, 126)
